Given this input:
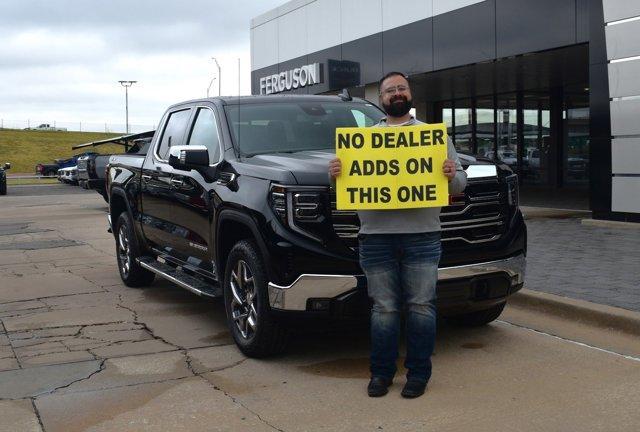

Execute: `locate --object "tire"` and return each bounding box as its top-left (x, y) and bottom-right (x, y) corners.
top-left (223, 240), bottom-right (288, 358)
top-left (98, 187), bottom-right (109, 203)
top-left (115, 212), bottom-right (155, 287)
top-left (449, 302), bottom-right (506, 327)
top-left (0, 179), bottom-right (6, 196)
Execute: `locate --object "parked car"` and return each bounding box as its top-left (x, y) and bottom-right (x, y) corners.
top-left (0, 162), bottom-right (10, 195)
top-left (26, 123), bottom-right (67, 132)
top-left (39, 152), bottom-right (98, 178)
top-left (74, 131), bottom-right (155, 202)
top-left (107, 95), bottom-right (526, 358)
top-left (58, 166), bottom-right (78, 185)
top-left (54, 152), bottom-right (99, 170)
top-left (567, 156), bottom-right (589, 179)
top-left (35, 163), bottom-right (60, 177)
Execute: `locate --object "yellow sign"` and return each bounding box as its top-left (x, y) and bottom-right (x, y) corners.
top-left (335, 123), bottom-right (449, 210)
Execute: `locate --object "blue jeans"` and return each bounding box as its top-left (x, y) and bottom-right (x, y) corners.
top-left (358, 232), bottom-right (441, 383)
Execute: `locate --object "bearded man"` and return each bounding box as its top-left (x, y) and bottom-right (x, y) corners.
top-left (328, 72), bottom-right (467, 398)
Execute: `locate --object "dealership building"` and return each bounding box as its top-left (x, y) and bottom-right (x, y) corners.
top-left (251, 0), bottom-right (640, 222)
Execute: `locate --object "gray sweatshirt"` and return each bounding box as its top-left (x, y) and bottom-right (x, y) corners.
top-left (356, 117), bottom-right (467, 234)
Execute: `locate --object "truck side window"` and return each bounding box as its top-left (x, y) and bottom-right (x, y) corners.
top-left (187, 108), bottom-right (221, 164)
top-left (157, 109), bottom-right (191, 160)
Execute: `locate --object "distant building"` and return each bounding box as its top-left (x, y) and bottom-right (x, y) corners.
top-left (251, 0), bottom-right (640, 222)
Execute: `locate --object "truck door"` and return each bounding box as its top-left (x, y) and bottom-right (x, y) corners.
top-left (140, 107), bottom-right (192, 251)
top-left (165, 106), bottom-right (222, 274)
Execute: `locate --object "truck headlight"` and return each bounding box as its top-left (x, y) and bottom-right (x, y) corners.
top-left (505, 174), bottom-right (519, 206)
top-left (270, 186), bottom-right (287, 223)
top-left (269, 184), bottom-right (327, 241)
top-left (293, 193), bottom-right (321, 220)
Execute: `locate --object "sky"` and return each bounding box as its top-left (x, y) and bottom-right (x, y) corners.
top-left (0, 0), bottom-right (284, 132)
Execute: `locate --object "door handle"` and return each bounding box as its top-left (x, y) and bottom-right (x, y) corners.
top-left (141, 174), bottom-right (152, 181)
top-left (171, 178), bottom-right (184, 188)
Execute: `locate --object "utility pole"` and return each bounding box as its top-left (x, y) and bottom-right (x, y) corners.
top-left (118, 80), bottom-right (137, 134)
top-left (211, 57), bottom-right (221, 96)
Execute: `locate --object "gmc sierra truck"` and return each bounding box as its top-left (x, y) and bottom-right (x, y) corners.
top-left (107, 95), bottom-right (526, 358)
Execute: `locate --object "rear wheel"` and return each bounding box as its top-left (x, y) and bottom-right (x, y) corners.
top-left (115, 212), bottom-right (155, 287)
top-left (223, 240), bottom-right (288, 358)
top-left (449, 302), bottom-right (506, 327)
top-left (0, 179), bottom-right (6, 195)
top-left (98, 187), bottom-right (109, 203)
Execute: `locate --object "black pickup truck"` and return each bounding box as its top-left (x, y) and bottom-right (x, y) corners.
top-left (107, 95), bottom-right (526, 357)
top-left (74, 131), bottom-right (154, 202)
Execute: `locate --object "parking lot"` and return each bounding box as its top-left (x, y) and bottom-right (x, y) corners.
top-left (1, 187), bottom-right (639, 432)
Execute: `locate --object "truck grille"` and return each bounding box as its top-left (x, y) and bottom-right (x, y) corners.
top-left (329, 179), bottom-right (508, 248)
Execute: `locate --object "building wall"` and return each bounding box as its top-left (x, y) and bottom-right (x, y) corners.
top-left (603, 0), bottom-right (640, 215)
top-left (250, 0), bottom-right (639, 221)
top-left (250, 0), bottom-right (589, 94)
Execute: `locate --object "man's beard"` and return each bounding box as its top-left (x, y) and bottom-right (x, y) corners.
top-left (383, 95), bottom-right (413, 118)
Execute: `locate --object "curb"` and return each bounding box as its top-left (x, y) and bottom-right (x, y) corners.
top-left (519, 206), bottom-right (591, 220)
top-left (508, 288), bottom-right (640, 337)
top-left (581, 218), bottom-right (640, 229)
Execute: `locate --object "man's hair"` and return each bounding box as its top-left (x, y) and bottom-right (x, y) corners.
top-left (378, 71), bottom-right (409, 92)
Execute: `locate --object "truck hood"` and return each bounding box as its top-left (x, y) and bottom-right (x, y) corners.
top-left (235, 150), bottom-right (501, 185)
top-left (235, 150), bottom-right (334, 185)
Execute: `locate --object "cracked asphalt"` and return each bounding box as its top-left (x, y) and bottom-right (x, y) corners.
top-left (1, 187), bottom-right (639, 431)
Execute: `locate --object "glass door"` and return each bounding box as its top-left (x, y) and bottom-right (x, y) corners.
top-left (522, 94), bottom-right (551, 186)
top-left (563, 92), bottom-right (590, 187)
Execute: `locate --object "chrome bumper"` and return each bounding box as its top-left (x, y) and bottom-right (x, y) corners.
top-left (267, 253), bottom-right (526, 311)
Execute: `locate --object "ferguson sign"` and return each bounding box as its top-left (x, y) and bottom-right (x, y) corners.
top-left (259, 63), bottom-right (323, 95)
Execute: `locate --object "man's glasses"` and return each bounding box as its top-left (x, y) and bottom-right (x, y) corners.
top-left (380, 85), bottom-right (409, 96)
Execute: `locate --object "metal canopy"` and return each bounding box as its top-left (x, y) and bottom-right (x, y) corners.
top-left (71, 130), bottom-right (155, 150)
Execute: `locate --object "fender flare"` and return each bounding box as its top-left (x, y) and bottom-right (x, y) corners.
top-left (109, 187), bottom-right (134, 222)
top-left (109, 187), bottom-right (146, 248)
top-left (216, 209), bottom-right (274, 281)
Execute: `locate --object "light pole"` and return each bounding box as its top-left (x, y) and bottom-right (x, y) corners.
top-left (118, 80), bottom-right (137, 134)
top-left (206, 77), bottom-right (217, 98)
top-left (211, 57), bottom-right (221, 96)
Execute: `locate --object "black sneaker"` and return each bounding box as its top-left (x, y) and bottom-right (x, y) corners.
top-left (401, 379), bottom-right (427, 398)
top-left (367, 376), bottom-right (393, 397)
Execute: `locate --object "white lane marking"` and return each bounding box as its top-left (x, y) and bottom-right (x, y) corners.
top-left (496, 320), bottom-right (640, 363)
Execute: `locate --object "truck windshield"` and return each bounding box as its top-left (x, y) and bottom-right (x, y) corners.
top-left (224, 101), bottom-right (384, 156)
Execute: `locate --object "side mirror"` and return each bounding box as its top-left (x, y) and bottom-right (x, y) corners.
top-left (3, 163), bottom-right (10, 170)
top-left (168, 145), bottom-right (209, 171)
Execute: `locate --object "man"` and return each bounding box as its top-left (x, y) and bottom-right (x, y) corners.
top-left (329, 72), bottom-right (467, 398)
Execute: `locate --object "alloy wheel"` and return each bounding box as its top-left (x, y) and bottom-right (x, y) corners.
top-left (117, 225), bottom-right (131, 278)
top-left (230, 260), bottom-right (258, 339)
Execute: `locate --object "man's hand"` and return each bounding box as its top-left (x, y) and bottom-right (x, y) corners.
top-left (443, 159), bottom-right (456, 182)
top-left (329, 158), bottom-right (342, 180)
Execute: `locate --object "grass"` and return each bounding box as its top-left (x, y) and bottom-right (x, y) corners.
top-left (0, 129), bottom-right (124, 174)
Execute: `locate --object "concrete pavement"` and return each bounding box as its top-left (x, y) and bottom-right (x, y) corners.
top-left (523, 209), bottom-right (640, 312)
top-left (1, 188), bottom-right (639, 431)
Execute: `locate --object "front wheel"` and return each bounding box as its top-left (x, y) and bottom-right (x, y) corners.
top-left (448, 302), bottom-right (506, 327)
top-left (223, 240), bottom-right (288, 358)
top-left (0, 180), bottom-right (6, 195)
